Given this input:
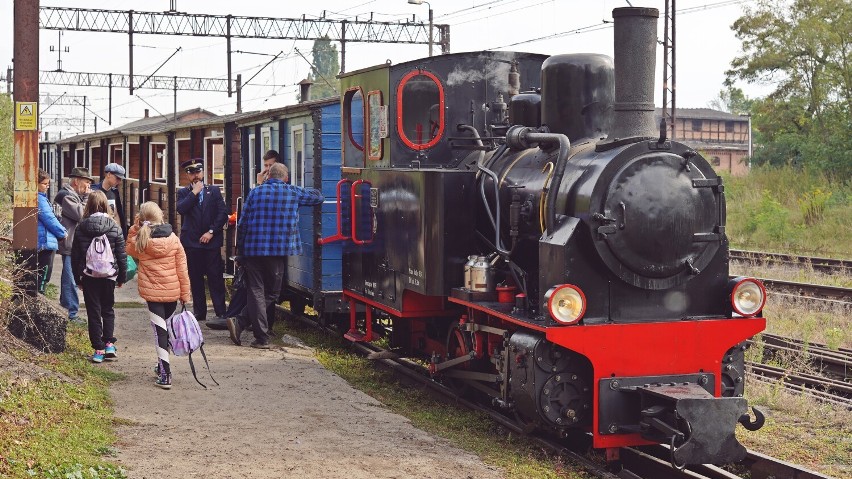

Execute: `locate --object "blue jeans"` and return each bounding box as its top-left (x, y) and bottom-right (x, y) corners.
top-left (59, 254), bottom-right (79, 319)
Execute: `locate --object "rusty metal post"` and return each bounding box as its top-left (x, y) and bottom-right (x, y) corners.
top-left (13, 0), bottom-right (40, 296)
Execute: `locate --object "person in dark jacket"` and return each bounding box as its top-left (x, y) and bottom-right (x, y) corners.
top-left (176, 158), bottom-right (228, 323)
top-left (37, 169), bottom-right (67, 295)
top-left (72, 190), bottom-right (127, 364)
top-left (54, 167), bottom-right (93, 322)
top-left (227, 163), bottom-right (323, 349)
top-left (92, 162), bottom-right (127, 238)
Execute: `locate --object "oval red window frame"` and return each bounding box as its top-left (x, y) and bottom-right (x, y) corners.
top-left (396, 69), bottom-right (445, 151)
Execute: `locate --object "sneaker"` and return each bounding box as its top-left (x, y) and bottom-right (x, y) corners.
top-left (104, 342), bottom-right (117, 359)
top-left (226, 317), bottom-right (242, 346)
top-left (155, 373), bottom-right (172, 390)
top-left (69, 316), bottom-right (84, 324)
top-left (91, 350), bottom-right (105, 363)
top-left (250, 340), bottom-right (271, 350)
top-left (154, 364), bottom-right (160, 378)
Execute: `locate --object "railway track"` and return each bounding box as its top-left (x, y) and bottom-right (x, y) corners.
top-left (274, 305), bottom-right (835, 479)
top-left (730, 249), bottom-right (852, 275)
top-left (761, 333), bottom-right (852, 380)
top-left (755, 277), bottom-right (852, 303)
top-left (747, 333), bottom-right (852, 409)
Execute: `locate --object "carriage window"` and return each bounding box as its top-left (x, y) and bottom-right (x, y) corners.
top-left (367, 91), bottom-right (385, 161)
top-left (397, 69), bottom-right (444, 150)
top-left (291, 125), bottom-right (305, 186)
top-left (151, 143), bottom-right (167, 182)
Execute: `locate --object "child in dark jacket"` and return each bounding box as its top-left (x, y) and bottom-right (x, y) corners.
top-left (72, 190), bottom-right (127, 363)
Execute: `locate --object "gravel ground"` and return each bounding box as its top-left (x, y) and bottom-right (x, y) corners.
top-left (47, 255), bottom-right (504, 479)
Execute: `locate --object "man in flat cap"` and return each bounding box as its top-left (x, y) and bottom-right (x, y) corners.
top-left (54, 167), bottom-right (93, 322)
top-left (176, 158), bottom-right (228, 322)
top-left (92, 162), bottom-right (128, 238)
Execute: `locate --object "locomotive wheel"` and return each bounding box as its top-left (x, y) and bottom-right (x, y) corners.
top-left (444, 324), bottom-right (474, 395)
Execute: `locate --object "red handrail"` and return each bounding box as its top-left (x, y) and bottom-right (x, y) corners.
top-left (318, 179), bottom-right (352, 245)
top-left (351, 179), bottom-right (374, 245)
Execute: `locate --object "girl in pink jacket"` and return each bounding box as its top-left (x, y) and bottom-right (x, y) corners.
top-left (127, 202), bottom-right (191, 389)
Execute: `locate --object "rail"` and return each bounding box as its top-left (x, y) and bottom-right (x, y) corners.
top-left (730, 249), bottom-right (852, 275)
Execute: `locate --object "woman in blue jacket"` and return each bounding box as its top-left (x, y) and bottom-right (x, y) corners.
top-left (37, 169), bottom-right (67, 294)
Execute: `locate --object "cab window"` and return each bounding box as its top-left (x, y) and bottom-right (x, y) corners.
top-left (396, 69), bottom-right (444, 150)
top-left (343, 87), bottom-right (366, 167)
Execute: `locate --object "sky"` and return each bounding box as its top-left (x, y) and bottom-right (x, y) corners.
top-left (1, 0), bottom-right (773, 139)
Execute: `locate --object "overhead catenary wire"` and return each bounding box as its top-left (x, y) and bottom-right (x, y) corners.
top-left (483, 0), bottom-right (753, 50)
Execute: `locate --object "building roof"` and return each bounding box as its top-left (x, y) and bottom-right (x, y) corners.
top-left (655, 108), bottom-right (748, 121)
top-left (56, 107), bottom-right (221, 144)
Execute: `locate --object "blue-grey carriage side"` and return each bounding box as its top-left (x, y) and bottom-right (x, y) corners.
top-left (287, 101), bottom-right (347, 317)
top-left (236, 97), bottom-right (346, 318)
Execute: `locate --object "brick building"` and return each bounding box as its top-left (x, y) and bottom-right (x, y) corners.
top-left (655, 108), bottom-right (751, 176)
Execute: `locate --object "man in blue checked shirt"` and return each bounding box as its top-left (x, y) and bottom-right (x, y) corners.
top-left (227, 162), bottom-right (324, 349)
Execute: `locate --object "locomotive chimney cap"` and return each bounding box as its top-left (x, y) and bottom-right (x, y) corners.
top-left (612, 7), bottom-right (659, 18)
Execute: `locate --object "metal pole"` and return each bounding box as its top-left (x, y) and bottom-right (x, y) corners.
top-left (6, 66), bottom-right (11, 94)
top-left (108, 73), bottom-right (113, 124)
top-left (173, 76), bottom-right (177, 120)
top-left (226, 15), bottom-right (232, 97)
top-left (747, 114), bottom-right (753, 166)
top-left (129, 10), bottom-right (134, 94)
top-left (428, 7), bottom-right (433, 57)
top-left (662, 0), bottom-right (670, 136)
top-left (82, 95), bottom-right (86, 133)
top-left (671, 0), bottom-right (676, 140)
top-left (12, 0), bottom-right (40, 296)
top-left (236, 73), bottom-right (242, 113)
top-left (340, 20), bottom-right (347, 73)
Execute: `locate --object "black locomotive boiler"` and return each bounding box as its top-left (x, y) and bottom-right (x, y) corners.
top-left (325, 6), bottom-right (767, 467)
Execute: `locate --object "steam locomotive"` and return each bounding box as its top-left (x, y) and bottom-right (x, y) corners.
top-left (322, 6), bottom-right (767, 468)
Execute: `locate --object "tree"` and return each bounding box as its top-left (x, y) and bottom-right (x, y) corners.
top-left (299, 36), bottom-right (339, 101)
top-left (726, 0), bottom-right (851, 178)
top-left (0, 94), bottom-right (13, 203)
top-left (708, 86), bottom-right (753, 115)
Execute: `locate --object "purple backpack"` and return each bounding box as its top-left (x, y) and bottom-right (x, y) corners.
top-left (168, 307), bottom-right (218, 388)
top-left (85, 233), bottom-right (117, 278)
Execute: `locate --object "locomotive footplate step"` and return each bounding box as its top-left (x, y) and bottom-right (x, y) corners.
top-left (450, 288), bottom-right (498, 302)
top-left (639, 383), bottom-right (748, 466)
top-left (448, 290), bottom-right (547, 328)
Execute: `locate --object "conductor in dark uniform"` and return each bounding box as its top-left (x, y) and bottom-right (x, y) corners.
top-left (176, 159), bottom-right (228, 322)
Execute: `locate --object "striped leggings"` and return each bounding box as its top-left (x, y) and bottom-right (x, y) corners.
top-left (148, 301), bottom-right (177, 376)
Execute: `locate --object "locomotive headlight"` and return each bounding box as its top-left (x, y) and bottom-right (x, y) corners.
top-left (729, 277), bottom-right (766, 317)
top-left (545, 284), bottom-right (586, 325)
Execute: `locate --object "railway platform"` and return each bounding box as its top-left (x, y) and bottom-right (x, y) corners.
top-left (44, 254), bottom-right (502, 479)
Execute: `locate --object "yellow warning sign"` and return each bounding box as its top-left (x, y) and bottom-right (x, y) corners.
top-left (15, 101), bottom-right (37, 130)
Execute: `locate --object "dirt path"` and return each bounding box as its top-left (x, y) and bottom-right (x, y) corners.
top-left (48, 256), bottom-right (504, 479)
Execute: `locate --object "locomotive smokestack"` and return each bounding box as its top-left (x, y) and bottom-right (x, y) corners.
top-left (606, 7), bottom-right (659, 143)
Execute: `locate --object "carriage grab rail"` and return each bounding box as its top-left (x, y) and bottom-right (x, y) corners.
top-left (318, 179), bottom-right (353, 245)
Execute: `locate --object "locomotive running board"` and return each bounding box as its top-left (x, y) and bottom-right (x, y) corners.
top-left (637, 383), bottom-right (748, 466)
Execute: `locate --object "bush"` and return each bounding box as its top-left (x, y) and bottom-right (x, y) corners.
top-left (798, 188), bottom-right (832, 225)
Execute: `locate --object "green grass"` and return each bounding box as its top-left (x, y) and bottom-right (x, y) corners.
top-left (724, 165), bottom-right (852, 257)
top-left (272, 314), bottom-right (592, 479)
top-left (740, 380), bottom-right (852, 478)
top-left (0, 323), bottom-right (126, 479)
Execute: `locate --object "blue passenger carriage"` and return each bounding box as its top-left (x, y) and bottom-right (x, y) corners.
top-left (235, 97), bottom-right (348, 322)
